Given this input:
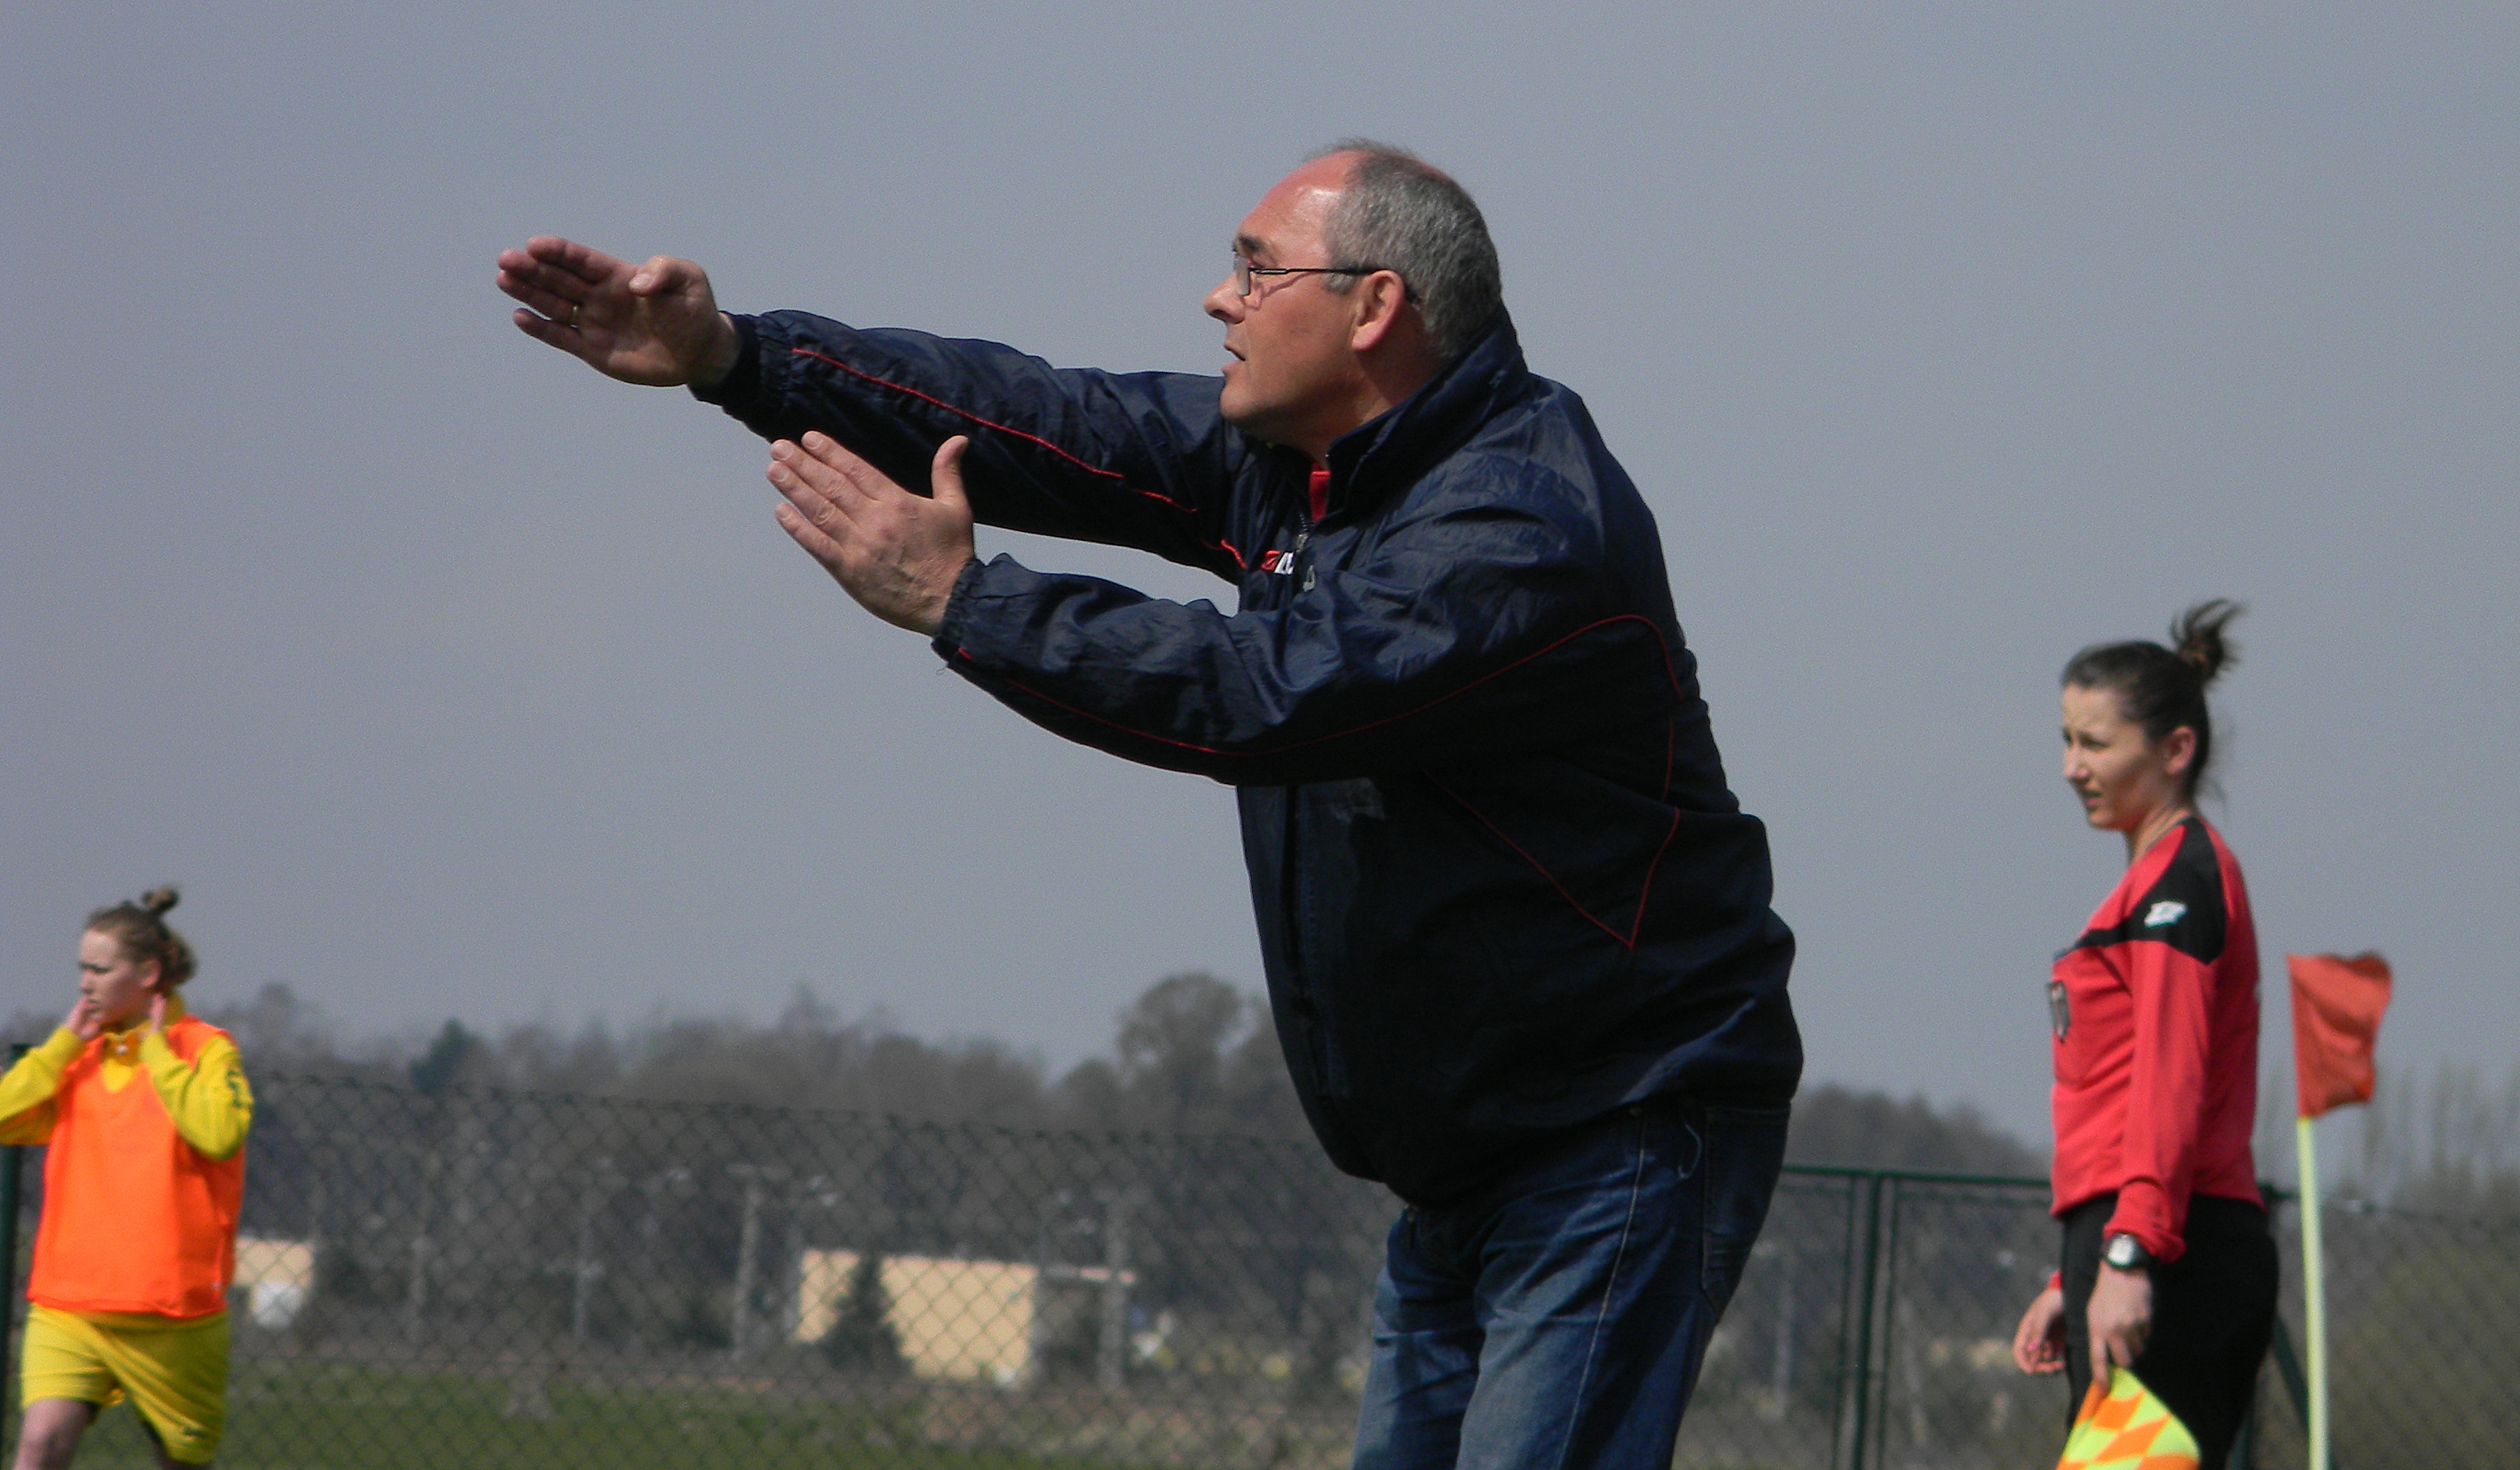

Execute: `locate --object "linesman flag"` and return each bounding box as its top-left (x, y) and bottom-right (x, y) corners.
top-left (2288, 952), bottom-right (2392, 1118)
top-left (2056, 1368), bottom-right (2200, 1470)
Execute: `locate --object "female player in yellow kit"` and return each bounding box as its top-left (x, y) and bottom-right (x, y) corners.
top-left (1, 889), bottom-right (252, 1469)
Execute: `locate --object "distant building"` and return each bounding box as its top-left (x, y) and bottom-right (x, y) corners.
top-left (232, 1237), bottom-right (315, 1330)
top-left (796, 1251), bottom-right (1037, 1385)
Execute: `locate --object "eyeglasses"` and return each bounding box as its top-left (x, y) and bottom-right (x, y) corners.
top-left (1233, 255), bottom-right (1406, 300)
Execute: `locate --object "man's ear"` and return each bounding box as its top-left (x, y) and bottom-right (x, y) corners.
top-left (1346, 269), bottom-right (1415, 353)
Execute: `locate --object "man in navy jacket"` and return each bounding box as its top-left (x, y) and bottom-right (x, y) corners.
top-left (500, 142), bottom-right (1798, 1468)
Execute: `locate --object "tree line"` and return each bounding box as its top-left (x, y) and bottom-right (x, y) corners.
top-left (18, 969), bottom-right (2516, 1207)
top-left (10, 972), bottom-right (2068, 1175)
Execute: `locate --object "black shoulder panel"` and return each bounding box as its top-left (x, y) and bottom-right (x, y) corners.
top-left (2068, 819), bottom-right (2228, 963)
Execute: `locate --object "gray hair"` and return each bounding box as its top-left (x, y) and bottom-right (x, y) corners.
top-left (1309, 140), bottom-right (1503, 362)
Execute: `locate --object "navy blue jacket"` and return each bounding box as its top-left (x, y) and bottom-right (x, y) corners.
top-left (699, 308), bottom-right (1799, 1202)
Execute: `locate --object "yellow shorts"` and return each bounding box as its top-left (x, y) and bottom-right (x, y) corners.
top-left (21, 1305), bottom-right (229, 1464)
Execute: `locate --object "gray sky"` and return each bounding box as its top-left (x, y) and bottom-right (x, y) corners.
top-left (4, 4), bottom-right (2512, 1145)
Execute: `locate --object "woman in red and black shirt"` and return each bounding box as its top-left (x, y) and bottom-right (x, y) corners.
top-left (2008, 600), bottom-right (2277, 1468)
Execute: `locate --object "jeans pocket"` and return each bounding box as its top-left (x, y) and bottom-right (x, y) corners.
top-left (1701, 1104), bottom-right (1791, 1315)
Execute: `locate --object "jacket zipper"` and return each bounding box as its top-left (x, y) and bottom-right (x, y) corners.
top-left (1279, 491), bottom-right (1340, 1117)
top-left (1286, 506), bottom-right (1329, 1084)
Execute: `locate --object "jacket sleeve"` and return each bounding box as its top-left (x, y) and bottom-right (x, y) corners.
top-left (931, 460), bottom-right (1680, 786)
top-left (139, 1032), bottom-right (253, 1160)
top-left (2104, 862), bottom-right (2229, 1263)
top-left (0, 1028), bottom-right (86, 1146)
top-left (696, 312), bottom-right (1258, 580)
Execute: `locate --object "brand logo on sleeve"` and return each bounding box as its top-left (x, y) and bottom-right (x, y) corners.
top-left (1257, 549), bottom-right (1298, 576)
top-left (2048, 979), bottom-right (2070, 1040)
top-left (2144, 900), bottom-right (2188, 928)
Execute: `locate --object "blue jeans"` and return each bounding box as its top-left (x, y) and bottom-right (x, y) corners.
top-left (1352, 1099), bottom-right (1790, 1470)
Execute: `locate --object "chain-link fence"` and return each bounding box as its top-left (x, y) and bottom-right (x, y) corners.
top-left (2262, 1200), bottom-right (2520, 1470)
top-left (0, 1074), bottom-right (2512, 1469)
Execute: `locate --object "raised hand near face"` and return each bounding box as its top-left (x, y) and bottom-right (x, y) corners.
top-left (496, 237), bottom-right (742, 388)
top-left (767, 435), bottom-right (977, 636)
top-left (64, 996), bottom-right (104, 1044)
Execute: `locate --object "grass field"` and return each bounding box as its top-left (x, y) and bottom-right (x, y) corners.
top-left (14, 1354), bottom-right (1814, 1470)
top-left (29, 1359), bottom-right (1157, 1470)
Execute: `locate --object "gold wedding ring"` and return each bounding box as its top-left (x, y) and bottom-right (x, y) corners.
top-left (566, 303), bottom-right (582, 329)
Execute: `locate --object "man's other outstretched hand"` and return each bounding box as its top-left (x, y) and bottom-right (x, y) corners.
top-left (497, 237), bottom-right (741, 388)
top-left (769, 434), bottom-right (977, 636)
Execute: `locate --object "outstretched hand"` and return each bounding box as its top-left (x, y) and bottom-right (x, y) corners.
top-left (768, 434), bottom-right (976, 635)
top-left (496, 236), bottom-right (741, 388)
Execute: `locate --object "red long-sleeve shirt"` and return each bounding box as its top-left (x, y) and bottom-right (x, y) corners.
top-left (2049, 816), bottom-right (2261, 1263)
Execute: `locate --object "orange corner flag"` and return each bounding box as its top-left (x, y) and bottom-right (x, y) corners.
top-left (2288, 953), bottom-right (2392, 1119)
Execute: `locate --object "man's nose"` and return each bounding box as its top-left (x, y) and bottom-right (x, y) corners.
top-left (1203, 276), bottom-right (1244, 324)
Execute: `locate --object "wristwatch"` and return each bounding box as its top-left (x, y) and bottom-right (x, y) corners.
top-left (2102, 1232), bottom-right (2154, 1272)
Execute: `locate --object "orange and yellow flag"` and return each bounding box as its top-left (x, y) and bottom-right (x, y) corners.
top-left (2056, 1367), bottom-right (2200, 1470)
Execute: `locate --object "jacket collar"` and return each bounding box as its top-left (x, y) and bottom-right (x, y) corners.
top-left (1317, 309), bottom-right (1529, 521)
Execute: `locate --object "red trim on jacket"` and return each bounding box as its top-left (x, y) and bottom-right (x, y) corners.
top-left (1423, 776), bottom-right (1677, 950)
top-left (961, 615), bottom-right (1688, 946)
top-left (786, 347), bottom-right (1248, 570)
top-left (956, 611), bottom-right (1682, 762)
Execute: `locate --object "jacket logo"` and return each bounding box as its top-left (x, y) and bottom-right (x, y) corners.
top-left (2048, 979), bottom-right (2070, 1040)
top-left (2144, 900), bottom-right (2188, 928)
top-left (1258, 549), bottom-right (1298, 576)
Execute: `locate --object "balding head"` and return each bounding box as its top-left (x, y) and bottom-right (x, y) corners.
top-left (1204, 150), bottom-right (1448, 461)
top-left (1310, 141), bottom-right (1503, 362)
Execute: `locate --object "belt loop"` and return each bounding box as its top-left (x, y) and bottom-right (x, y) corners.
top-left (1671, 1097), bottom-right (1706, 1181)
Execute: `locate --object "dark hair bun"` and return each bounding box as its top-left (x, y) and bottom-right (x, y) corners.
top-left (2169, 599), bottom-right (2244, 686)
top-left (2061, 599), bottom-right (2246, 799)
top-left (85, 887), bottom-right (196, 987)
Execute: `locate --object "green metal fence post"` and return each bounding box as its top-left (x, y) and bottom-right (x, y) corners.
top-left (1870, 1178), bottom-right (1905, 1470)
top-left (2267, 1316), bottom-right (2313, 1435)
top-left (0, 1042), bottom-right (29, 1460)
top-left (1827, 1176), bottom-right (1859, 1469)
top-left (1846, 1171), bottom-right (1886, 1470)
top-left (2256, 1181), bottom-right (2341, 1470)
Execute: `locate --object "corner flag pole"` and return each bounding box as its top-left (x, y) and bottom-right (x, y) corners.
top-left (2286, 951), bottom-right (2392, 1470)
top-left (2296, 1113), bottom-right (2329, 1470)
